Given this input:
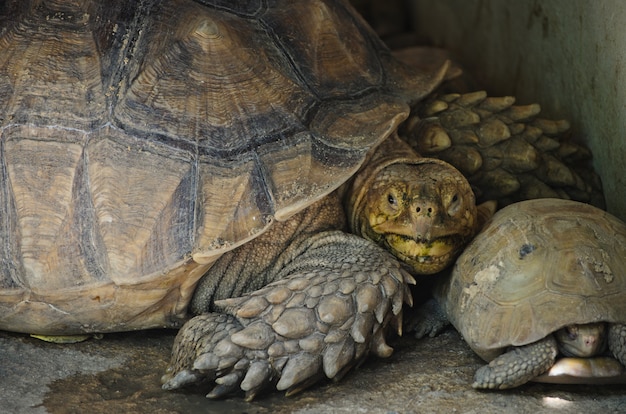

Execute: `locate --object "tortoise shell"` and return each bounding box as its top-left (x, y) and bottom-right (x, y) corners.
top-left (440, 198), bottom-right (626, 361)
top-left (0, 0), bottom-right (444, 334)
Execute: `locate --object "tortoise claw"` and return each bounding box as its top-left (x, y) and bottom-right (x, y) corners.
top-left (161, 369), bottom-right (202, 390)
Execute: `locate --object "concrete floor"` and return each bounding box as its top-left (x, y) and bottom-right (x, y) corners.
top-left (1, 3), bottom-right (625, 414)
top-left (2, 325), bottom-right (625, 414)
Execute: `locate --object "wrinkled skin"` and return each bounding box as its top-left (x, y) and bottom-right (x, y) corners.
top-left (162, 147), bottom-right (484, 399)
top-left (357, 162), bottom-right (478, 274)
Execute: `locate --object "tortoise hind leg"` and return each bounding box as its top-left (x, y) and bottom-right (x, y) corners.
top-left (608, 323), bottom-right (626, 366)
top-left (473, 335), bottom-right (558, 389)
top-left (162, 313), bottom-right (244, 395)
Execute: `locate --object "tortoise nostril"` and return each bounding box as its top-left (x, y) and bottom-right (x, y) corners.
top-left (416, 203), bottom-right (436, 215)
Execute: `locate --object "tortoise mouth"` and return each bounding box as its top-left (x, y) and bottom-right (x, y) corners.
top-left (383, 234), bottom-right (466, 275)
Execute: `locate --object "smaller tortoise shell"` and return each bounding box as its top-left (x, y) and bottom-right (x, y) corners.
top-left (441, 198), bottom-right (626, 361)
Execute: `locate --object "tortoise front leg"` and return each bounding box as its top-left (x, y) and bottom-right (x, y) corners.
top-left (608, 323), bottom-right (626, 366)
top-left (472, 335), bottom-right (558, 389)
top-left (406, 297), bottom-right (450, 339)
top-left (162, 231), bottom-right (414, 400)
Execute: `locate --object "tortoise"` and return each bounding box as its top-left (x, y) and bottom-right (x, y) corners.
top-left (414, 198), bottom-right (626, 389)
top-left (0, 0), bottom-right (597, 400)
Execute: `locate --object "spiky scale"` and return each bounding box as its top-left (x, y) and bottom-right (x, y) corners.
top-left (371, 326), bottom-right (394, 358)
top-left (476, 169), bottom-right (521, 198)
top-left (299, 333), bottom-right (325, 353)
top-left (498, 136), bottom-right (540, 173)
top-left (355, 283), bottom-right (381, 313)
top-left (235, 296), bottom-right (270, 318)
top-left (438, 146), bottom-right (483, 175)
top-left (476, 118), bottom-right (510, 147)
top-left (449, 128), bottom-right (480, 145)
top-left (338, 278), bottom-right (356, 294)
top-left (324, 328), bottom-right (348, 344)
top-left (317, 295), bottom-right (353, 325)
top-left (440, 108), bottom-right (480, 128)
top-left (533, 135), bottom-right (561, 151)
top-left (285, 292), bottom-right (306, 308)
top-left (520, 125), bottom-right (543, 143)
top-left (440, 93), bottom-right (461, 103)
top-left (323, 337), bottom-right (356, 378)
top-left (240, 361), bottom-right (272, 392)
top-left (272, 308), bottom-right (316, 338)
top-left (192, 353), bottom-right (220, 371)
top-left (374, 297), bottom-right (390, 324)
top-left (275, 353), bottom-right (321, 391)
top-left (406, 119), bottom-right (448, 154)
top-left (379, 273), bottom-right (398, 298)
top-left (231, 323), bottom-right (275, 350)
top-left (503, 103), bottom-right (541, 121)
top-left (538, 154), bottom-right (576, 187)
top-left (265, 287), bottom-right (292, 304)
top-left (207, 378), bottom-right (244, 400)
top-left (287, 278), bottom-right (310, 291)
top-left (532, 118), bottom-right (570, 135)
top-left (478, 95), bottom-right (516, 112)
top-left (456, 90), bottom-right (487, 106)
top-left (351, 312), bottom-right (376, 343)
top-left (422, 99), bottom-right (449, 116)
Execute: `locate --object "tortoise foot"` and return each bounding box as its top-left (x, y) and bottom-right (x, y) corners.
top-left (406, 298), bottom-right (450, 339)
top-left (162, 313), bottom-right (246, 396)
top-left (472, 335), bottom-right (558, 389)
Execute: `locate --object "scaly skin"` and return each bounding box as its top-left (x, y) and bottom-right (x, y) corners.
top-left (473, 335), bottom-right (559, 389)
top-left (609, 324), bottom-right (626, 367)
top-left (162, 194), bottom-right (418, 399)
top-left (162, 143), bottom-right (478, 399)
top-left (163, 231), bottom-right (413, 400)
top-left (473, 323), bottom-right (625, 389)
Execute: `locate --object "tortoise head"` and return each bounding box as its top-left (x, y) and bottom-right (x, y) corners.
top-left (346, 134), bottom-right (490, 274)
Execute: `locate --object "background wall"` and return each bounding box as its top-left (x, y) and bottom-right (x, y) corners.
top-left (409, 0), bottom-right (626, 220)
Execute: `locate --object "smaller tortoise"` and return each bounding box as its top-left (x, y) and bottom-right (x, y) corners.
top-left (414, 198), bottom-right (626, 389)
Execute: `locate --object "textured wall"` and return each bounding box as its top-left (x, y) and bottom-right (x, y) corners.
top-left (409, 0), bottom-right (626, 220)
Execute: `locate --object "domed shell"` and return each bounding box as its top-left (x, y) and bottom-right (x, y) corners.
top-left (440, 198), bottom-right (626, 361)
top-left (0, 0), bottom-right (445, 334)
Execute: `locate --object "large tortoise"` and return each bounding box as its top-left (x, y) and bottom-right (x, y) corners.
top-left (0, 0), bottom-right (495, 399)
top-left (414, 198), bottom-right (626, 389)
top-left (0, 0), bottom-right (597, 400)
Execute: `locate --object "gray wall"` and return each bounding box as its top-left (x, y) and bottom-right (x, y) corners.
top-left (410, 0), bottom-right (626, 220)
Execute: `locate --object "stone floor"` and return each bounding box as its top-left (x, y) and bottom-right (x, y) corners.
top-left (2, 326), bottom-right (625, 414)
top-left (1, 4), bottom-right (625, 413)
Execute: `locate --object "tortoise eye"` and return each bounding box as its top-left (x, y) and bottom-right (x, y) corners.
top-left (447, 194), bottom-right (461, 216)
top-left (387, 194), bottom-right (397, 206)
